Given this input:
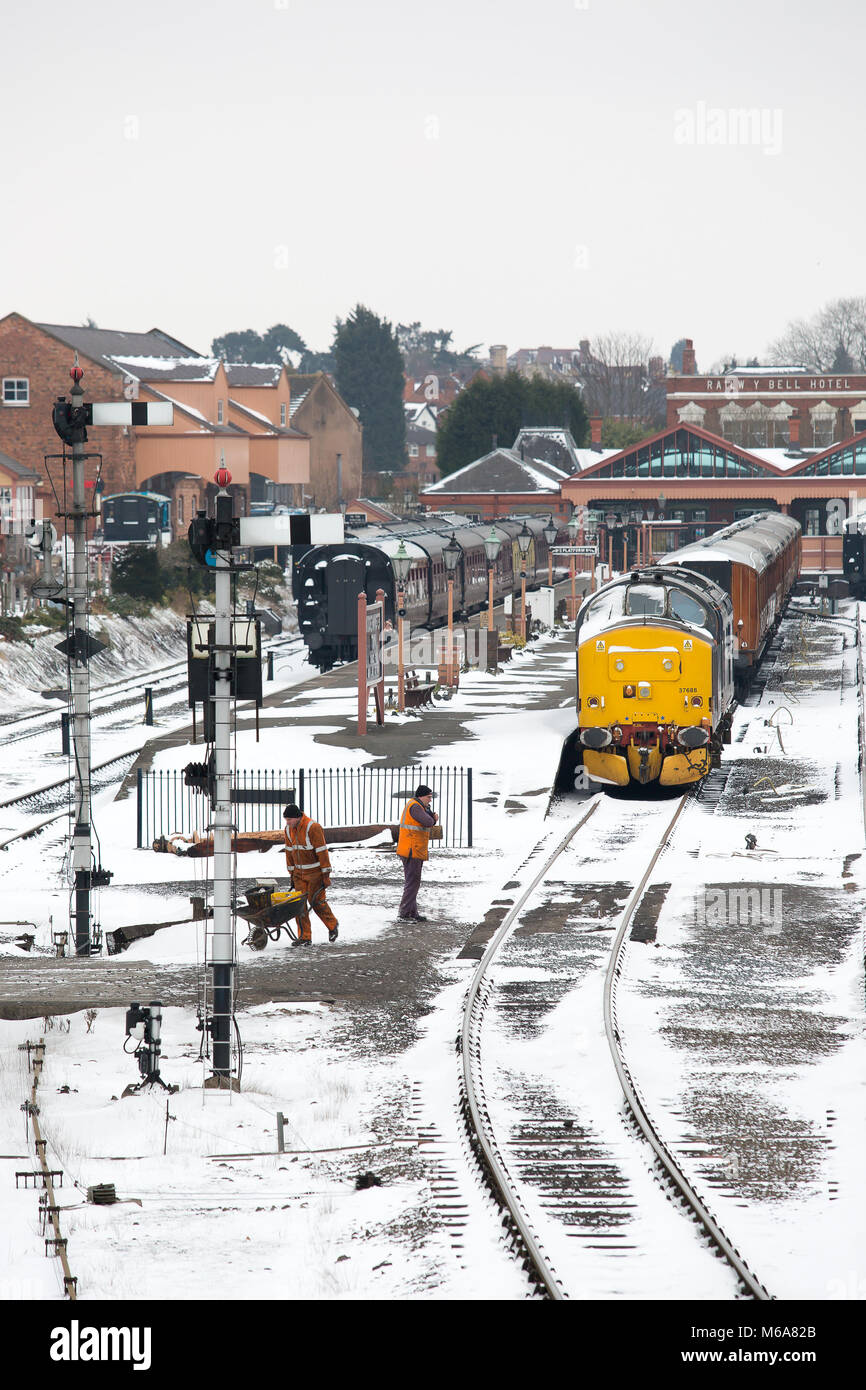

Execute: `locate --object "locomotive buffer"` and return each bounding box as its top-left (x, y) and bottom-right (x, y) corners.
top-left (49, 361), bottom-right (172, 956)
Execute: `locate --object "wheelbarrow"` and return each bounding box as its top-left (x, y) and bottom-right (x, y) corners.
top-left (236, 881), bottom-right (307, 950)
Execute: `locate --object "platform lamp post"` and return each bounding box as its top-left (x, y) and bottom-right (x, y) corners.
top-left (484, 526), bottom-right (501, 633)
top-left (392, 540), bottom-right (411, 712)
top-left (567, 511), bottom-right (580, 619)
top-left (516, 521), bottom-right (532, 641)
top-left (543, 514), bottom-right (558, 586)
top-left (443, 532), bottom-right (461, 685)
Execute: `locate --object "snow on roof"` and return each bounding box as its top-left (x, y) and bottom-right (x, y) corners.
top-left (745, 447), bottom-right (819, 474)
top-left (109, 355), bottom-right (220, 382)
top-left (725, 365), bottom-right (809, 376)
top-left (571, 447), bottom-right (622, 473)
top-left (423, 447), bottom-right (566, 494)
top-left (224, 363), bottom-right (283, 386)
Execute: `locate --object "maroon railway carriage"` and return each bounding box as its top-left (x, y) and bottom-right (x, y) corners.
top-left (661, 512), bottom-right (801, 693)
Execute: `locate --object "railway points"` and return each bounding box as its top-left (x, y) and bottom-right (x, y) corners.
top-left (1, 545), bottom-right (865, 1303)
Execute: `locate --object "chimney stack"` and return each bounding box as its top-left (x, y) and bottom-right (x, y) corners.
top-left (681, 339), bottom-right (697, 376)
top-left (490, 344), bottom-right (508, 376)
top-left (590, 415), bottom-right (603, 450)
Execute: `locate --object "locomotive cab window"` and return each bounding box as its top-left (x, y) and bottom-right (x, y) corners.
top-left (668, 589), bottom-right (708, 627)
top-left (625, 584), bottom-right (665, 616)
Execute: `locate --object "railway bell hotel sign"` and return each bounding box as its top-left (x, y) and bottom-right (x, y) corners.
top-left (700, 377), bottom-right (856, 393)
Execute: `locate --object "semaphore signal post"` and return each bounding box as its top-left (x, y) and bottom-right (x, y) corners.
top-left (47, 357), bottom-right (172, 956)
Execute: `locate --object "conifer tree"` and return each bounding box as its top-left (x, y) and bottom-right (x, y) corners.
top-left (333, 305), bottom-right (406, 471)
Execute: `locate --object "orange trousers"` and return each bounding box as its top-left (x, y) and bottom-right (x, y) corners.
top-left (291, 870), bottom-right (338, 942)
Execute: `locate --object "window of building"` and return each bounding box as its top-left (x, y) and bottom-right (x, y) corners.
top-left (426, 444), bottom-right (436, 458)
top-left (408, 445), bottom-right (419, 458)
top-left (813, 419), bottom-right (835, 449)
top-left (217, 399), bottom-right (224, 424)
top-left (810, 402), bottom-right (836, 450)
top-left (177, 495), bottom-right (184, 524)
top-left (804, 508), bottom-right (821, 536)
top-left (3, 378), bottom-right (29, 405)
top-left (281, 404), bottom-right (287, 426)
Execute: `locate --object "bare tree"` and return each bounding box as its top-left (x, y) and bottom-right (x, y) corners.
top-left (769, 297), bottom-right (866, 371)
top-left (580, 332), bottom-right (660, 423)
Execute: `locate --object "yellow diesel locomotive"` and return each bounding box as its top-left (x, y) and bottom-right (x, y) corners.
top-left (575, 566), bottom-right (734, 788)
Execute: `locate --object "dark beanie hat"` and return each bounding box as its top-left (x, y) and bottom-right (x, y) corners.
top-left (414, 785), bottom-right (434, 798)
top-left (283, 803), bottom-right (303, 818)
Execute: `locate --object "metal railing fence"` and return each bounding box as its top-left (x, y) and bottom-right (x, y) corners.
top-left (136, 764), bottom-right (472, 849)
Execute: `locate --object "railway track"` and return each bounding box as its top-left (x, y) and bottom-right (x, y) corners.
top-left (459, 792), bottom-right (773, 1301)
top-left (0, 634), bottom-right (304, 750)
top-left (0, 633), bottom-right (306, 851)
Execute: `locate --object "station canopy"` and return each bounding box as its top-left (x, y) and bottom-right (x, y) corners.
top-left (577, 426), bottom-right (774, 480)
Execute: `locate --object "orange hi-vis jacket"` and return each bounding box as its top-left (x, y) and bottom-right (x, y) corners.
top-left (284, 815), bottom-right (332, 877)
top-left (397, 799), bottom-right (432, 861)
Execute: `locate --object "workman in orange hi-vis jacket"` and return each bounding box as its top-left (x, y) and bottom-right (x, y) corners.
top-left (396, 785), bottom-right (439, 922)
top-left (281, 803), bottom-right (339, 947)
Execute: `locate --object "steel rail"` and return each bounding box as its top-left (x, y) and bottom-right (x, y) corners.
top-left (460, 801), bottom-right (600, 1300)
top-left (0, 634), bottom-right (305, 747)
top-left (603, 794), bottom-right (773, 1301)
top-left (0, 748), bottom-right (140, 812)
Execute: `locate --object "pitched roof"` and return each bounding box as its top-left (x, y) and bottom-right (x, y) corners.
top-left (423, 447), bottom-right (566, 495)
top-left (224, 363), bottom-right (284, 387)
top-left (573, 423), bottom-right (787, 480)
top-left (228, 398), bottom-right (309, 439)
top-left (0, 448), bottom-right (40, 482)
top-left (139, 386), bottom-right (236, 435)
top-left (36, 323), bottom-right (201, 371)
top-left (108, 355), bottom-right (220, 382)
top-left (512, 426), bottom-right (582, 473)
top-left (407, 422), bottom-right (437, 445)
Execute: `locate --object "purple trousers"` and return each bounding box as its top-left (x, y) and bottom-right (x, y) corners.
top-left (398, 855), bottom-right (424, 918)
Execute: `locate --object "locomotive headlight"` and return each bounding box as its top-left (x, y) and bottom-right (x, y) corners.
top-left (612, 725), bottom-right (623, 740)
top-left (662, 659), bottom-right (673, 671)
top-left (587, 696), bottom-right (600, 709)
top-left (691, 695), bottom-right (703, 707)
top-left (615, 660), bottom-right (625, 671)
top-left (637, 682), bottom-right (651, 699)
top-left (624, 684), bottom-right (635, 698)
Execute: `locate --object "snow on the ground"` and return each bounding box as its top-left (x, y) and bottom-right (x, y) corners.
top-left (0, 623), bottom-right (580, 1300)
top-left (2, 604), bottom-right (864, 1302)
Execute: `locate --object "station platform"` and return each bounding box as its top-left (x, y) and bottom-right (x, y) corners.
top-left (119, 573), bottom-right (592, 781)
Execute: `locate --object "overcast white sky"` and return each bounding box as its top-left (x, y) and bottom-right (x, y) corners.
top-left (2, 0), bottom-right (863, 369)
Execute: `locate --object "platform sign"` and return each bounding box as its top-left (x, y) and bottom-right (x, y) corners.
top-left (551, 544), bottom-right (598, 556)
top-left (365, 602), bottom-right (384, 684)
top-left (358, 589), bottom-right (386, 735)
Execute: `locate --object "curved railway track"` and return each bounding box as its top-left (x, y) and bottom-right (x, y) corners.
top-left (459, 793), bottom-right (773, 1301)
top-left (0, 634), bottom-right (305, 750)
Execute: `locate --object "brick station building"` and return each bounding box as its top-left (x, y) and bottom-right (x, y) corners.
top-left (667, 340), bottom-right (866, 449)
top-left (425, 348), bottom-right (866, 576)
top-left (559, 421), bottom-right (866, 573)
